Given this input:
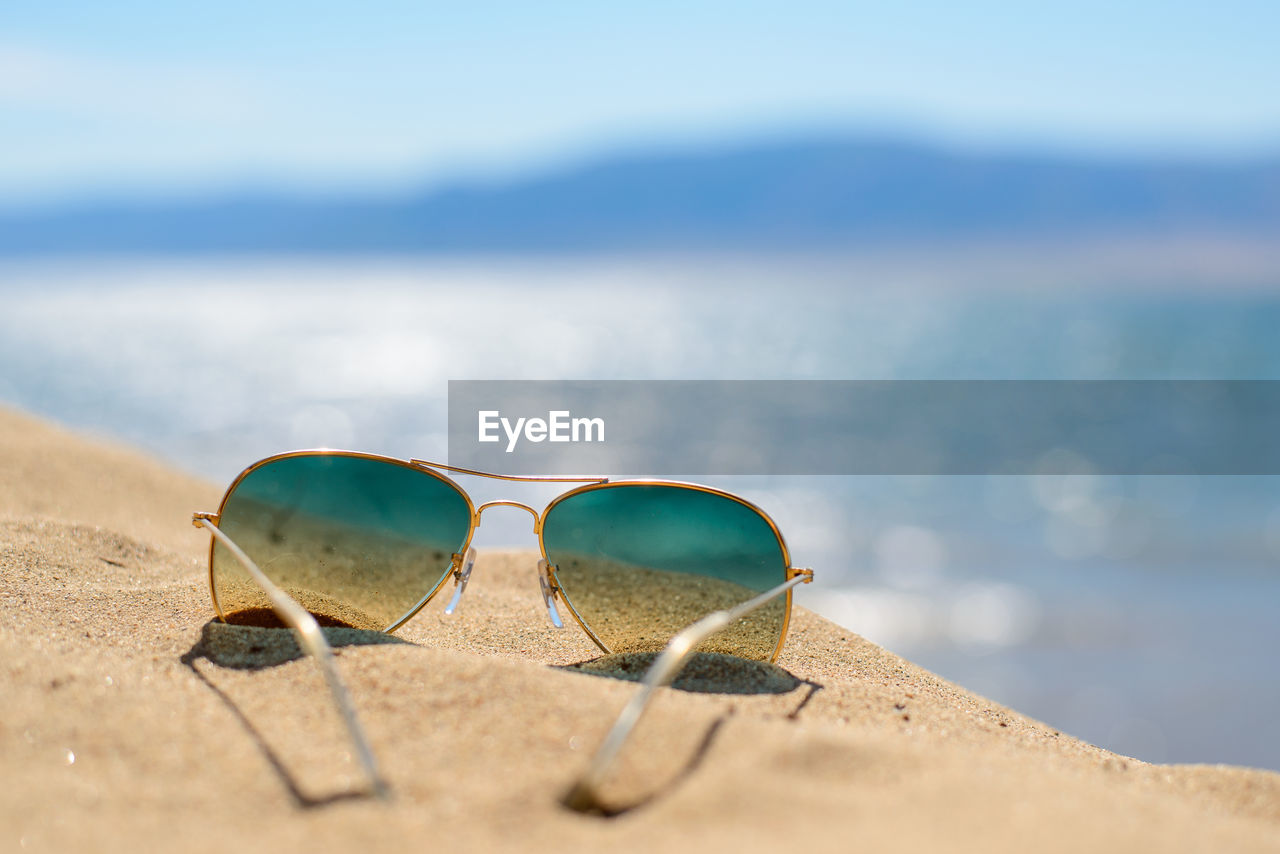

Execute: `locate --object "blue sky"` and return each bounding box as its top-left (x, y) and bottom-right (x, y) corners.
top-left (3, 1), bottom-right (1279, 204)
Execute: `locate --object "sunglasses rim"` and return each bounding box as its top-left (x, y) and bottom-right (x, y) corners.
top-left (204, 448), bottom-right (799, 662)
top-left (538, 479), bottom-right (796, 663)
top-left (206, 449), bottom-right (478, 632)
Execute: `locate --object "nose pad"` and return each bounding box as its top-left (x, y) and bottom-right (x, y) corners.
top-left (537, 559), bottom-right (565, 629)
top-left (443, 548), bottom-right (477, 615)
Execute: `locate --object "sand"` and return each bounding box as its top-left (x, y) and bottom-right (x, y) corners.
top-left (1, 405), bottom-right (1277, 853)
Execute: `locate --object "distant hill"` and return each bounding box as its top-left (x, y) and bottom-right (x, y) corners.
top-left (2, 138), bottom-right (1278, 255)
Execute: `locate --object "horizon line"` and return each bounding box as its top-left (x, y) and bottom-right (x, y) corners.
top-left (4, 126), bottom-right (1280, 217)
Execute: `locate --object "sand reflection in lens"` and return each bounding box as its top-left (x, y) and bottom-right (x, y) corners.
top-left (211, 453), bottom-right (472, 630)
top-left (541, 484), bottom-right (789, 660)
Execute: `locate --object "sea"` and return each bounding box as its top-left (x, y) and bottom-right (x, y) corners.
top-left (2, 251), bottom-right (1277, 771)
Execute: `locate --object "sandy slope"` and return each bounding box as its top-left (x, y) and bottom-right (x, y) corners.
top-left (1, 407), bottom-right (1277, 853)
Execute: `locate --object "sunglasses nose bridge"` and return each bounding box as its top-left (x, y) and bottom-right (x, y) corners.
top-left (473, 500), bottom-right (543, 534)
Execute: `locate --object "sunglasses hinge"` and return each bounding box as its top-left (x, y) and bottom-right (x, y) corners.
top-left (787, 566), bottom-right (815, 583)
top-left (191, 511), bottom-right (220, 528)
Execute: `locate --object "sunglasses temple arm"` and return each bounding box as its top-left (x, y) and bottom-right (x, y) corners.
top-left (194, 518), bottom-right (389, 800)
top-left (562, 573), bottom-right (809, 812)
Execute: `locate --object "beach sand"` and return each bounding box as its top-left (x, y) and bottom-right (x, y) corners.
top-left (1, 406), bottom-right (1277, 853)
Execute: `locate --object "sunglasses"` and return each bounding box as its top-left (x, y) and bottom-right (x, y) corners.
top-left (192, 450), bottom-right (814, 807)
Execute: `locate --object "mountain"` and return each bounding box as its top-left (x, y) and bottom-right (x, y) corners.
top-left (2, 138), bottom-right (1278, 255)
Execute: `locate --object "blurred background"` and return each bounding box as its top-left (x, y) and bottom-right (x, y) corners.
top-left (2, 2), bottom-right (1278, 770)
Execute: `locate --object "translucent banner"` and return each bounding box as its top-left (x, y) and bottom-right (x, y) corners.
top-left (447, 380), bottom-right (1280, 475)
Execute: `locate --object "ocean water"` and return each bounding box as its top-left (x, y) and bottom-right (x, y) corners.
top-left (1, 254), bottom-right (1278, 771)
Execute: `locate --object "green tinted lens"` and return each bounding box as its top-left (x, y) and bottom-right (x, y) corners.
top-left (541, 484), bottom-right (789, 660)
top-left (212, 454), bottom-right (472, 631)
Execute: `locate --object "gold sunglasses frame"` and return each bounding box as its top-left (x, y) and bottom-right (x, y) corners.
top-left (195, 448), bottom-right (812, 663)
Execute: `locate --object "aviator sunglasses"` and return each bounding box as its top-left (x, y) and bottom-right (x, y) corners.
top-left (192, 450), bottom-right (814, 807)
